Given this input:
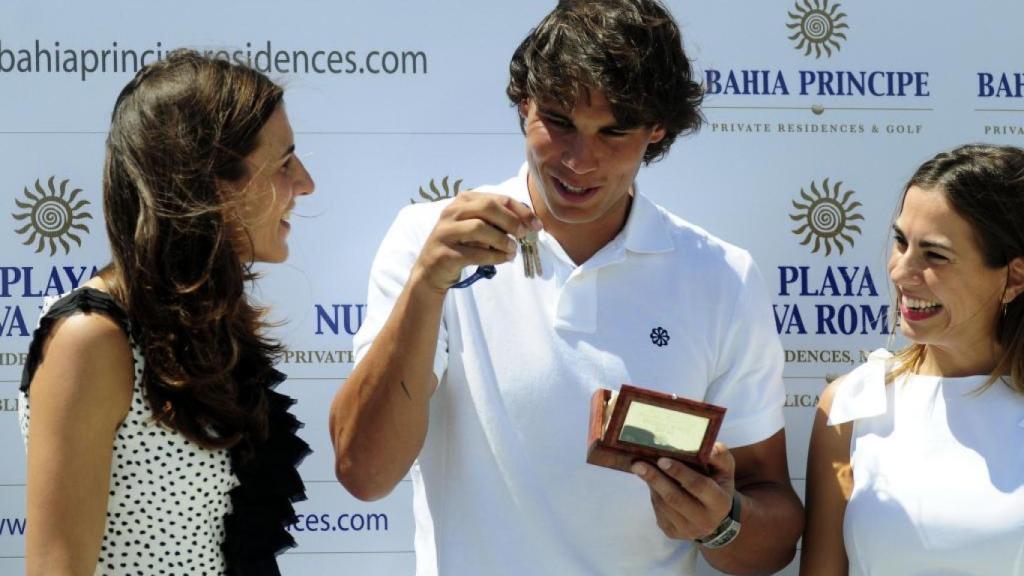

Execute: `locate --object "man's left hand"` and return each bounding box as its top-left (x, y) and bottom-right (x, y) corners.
top-left (633, 442), bottom-right (736, 542)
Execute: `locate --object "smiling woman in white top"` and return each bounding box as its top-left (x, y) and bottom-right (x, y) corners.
top-left (801, 144), bottom-right (1024, 576)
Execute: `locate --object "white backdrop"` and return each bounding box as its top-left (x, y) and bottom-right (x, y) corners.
top-left (2, 1), bottom-right (1023, 574)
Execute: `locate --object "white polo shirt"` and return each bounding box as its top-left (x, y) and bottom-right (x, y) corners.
top-left (353, 164), bottom-right (785, 576)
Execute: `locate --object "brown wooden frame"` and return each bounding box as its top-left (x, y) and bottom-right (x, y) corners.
top-left (587, 384), bottom-right (726, 475)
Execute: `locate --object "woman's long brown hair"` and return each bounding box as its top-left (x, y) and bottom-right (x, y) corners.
top-left (102, 49), bottom-right (285, 453)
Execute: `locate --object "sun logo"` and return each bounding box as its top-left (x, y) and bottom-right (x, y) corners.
top-left (411, 176), bottom-right (464, 204)
top-left (13, 177), bottom-right (93, 256)
top-left (786, 0), bottom-right (848, 59)
top-left (790, 178), bottom-right (863, 256)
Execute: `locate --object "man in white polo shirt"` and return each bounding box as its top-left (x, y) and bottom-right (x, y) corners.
top-left (330, 1), bottom-right (803, 574)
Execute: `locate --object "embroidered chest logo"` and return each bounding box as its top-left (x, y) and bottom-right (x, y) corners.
top-left (649, 327), bottom-right (670, 347)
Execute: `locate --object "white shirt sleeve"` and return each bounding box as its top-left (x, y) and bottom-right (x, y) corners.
top-left (352, 204), bottom-right (449, 384)
top-left (704, 256), bottom-right (786, 449)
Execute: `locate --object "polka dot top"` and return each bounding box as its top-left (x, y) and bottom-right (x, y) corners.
top-left (19, 289), bottom-right (308, 575)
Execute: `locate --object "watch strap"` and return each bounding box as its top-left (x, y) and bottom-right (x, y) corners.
top-left (696, 491), bottom-right (742, 549)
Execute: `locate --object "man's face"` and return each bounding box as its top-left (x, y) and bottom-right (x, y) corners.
top-left (520, 90), bottom-right (665, 234)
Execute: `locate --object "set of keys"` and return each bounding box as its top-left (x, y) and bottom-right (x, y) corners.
top-left (452, 230), bottom-right (543, 288)
top-left (519, 230), bottom-right (542, 278)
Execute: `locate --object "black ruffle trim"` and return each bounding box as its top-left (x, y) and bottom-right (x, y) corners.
top-left (21, 288), bottom-right (130, 393)
top-left (222, 367), bottom-right (311, 576)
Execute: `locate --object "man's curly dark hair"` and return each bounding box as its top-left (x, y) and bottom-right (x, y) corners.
top-left (507, 0), bottom-right (704, 164)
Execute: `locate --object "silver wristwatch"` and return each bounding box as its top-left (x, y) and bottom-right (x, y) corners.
top-left (696, 492), bottom-right (742, 549)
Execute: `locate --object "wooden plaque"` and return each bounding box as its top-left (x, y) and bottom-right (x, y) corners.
top-left (586, 384), bottom-right (726, 475)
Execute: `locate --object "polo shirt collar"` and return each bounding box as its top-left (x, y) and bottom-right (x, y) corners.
top-left (619, 186), bottom-right (674, 255)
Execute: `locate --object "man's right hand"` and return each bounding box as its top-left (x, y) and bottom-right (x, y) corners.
top-left (412, 191), bottom-right (543, 294)
top-left (331, 191), bottom-right (542, 501)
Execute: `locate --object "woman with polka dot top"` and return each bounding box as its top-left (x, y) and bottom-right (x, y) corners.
top-left (20, 50), bottom-right (313, 575)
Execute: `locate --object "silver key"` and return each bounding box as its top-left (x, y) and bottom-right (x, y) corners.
top-left (519, 230), bottom-right (542, 278)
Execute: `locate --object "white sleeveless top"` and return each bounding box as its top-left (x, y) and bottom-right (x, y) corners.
top-left (829, 349), bottom-right (1024, 575)
top-left (19, 291), bottom-right (239, 575)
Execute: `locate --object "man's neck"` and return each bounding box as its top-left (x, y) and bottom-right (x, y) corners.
top-left (533, 191), bottom-right (633, 266)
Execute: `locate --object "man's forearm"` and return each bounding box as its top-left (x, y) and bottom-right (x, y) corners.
top-left (701, 482), bottom-right (804, 575)
top-left (330, 273), bottom-right (446, 501)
